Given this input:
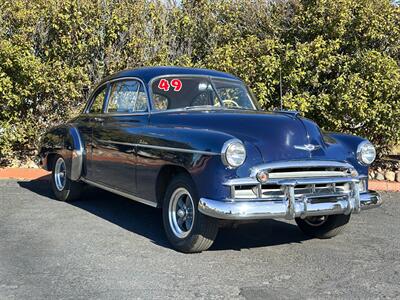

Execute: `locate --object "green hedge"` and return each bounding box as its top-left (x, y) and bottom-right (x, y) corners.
top-left (1, 0), bottom-right (400, 165)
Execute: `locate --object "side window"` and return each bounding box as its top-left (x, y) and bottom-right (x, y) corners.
top-left (107, 80), bottom-right (148, 113)
top-left (89, 85), bottom-right (107, 114)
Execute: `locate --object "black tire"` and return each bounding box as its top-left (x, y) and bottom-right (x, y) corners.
top-left (51, 154), bottom-right (84, 202)
top-left (162, 174), bottom-right (219, 253)
top-left (295, 214), bottom-right (351, 239)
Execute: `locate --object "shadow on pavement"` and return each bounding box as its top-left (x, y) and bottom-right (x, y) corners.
top-left (18, 178), bottom-right (311, 251)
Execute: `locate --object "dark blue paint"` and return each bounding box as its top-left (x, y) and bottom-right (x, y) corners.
top-left (39, 67), bottom-right (371, 205)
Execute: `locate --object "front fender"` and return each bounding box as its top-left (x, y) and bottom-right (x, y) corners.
top-left (325, 132), bottom-right (369, 176)
top-left (190, 140), bottom-right (263, 200)
top-left (141, 126), bottom-right (263, 201)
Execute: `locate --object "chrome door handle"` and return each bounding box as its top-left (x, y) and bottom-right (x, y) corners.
top-left (93, 117), bottom-right (104, 123)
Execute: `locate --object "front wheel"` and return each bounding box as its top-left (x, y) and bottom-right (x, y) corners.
top-left (162, 174), bottom-right (219, 253)
top-left (51, 155), bottom-right (84, 202)
top-left (295, 214), bottom-right (351, 239)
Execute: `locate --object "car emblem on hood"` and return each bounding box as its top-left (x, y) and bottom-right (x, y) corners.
top-left (294, 144), bottom-right (321, 151)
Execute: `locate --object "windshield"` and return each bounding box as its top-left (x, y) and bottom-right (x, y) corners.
top-left (151, 76), bottom-right (257, 111)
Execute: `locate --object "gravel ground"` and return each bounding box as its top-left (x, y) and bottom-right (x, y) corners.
top-left (0, 180), bottom-right (399, 299)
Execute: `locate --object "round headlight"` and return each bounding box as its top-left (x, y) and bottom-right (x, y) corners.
top-left (357, 141), bottom-right (376, 165)
top-left (221, 139), bottom-right (246, 168)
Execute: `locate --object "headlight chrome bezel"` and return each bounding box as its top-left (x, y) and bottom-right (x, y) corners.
top-left (221, 139), bottom-right (246, 168)
top-left (357, 141), bottom-right (376, 166)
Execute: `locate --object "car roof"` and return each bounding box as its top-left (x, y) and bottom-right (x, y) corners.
top-left (99, 66), bottom-right (239, 85)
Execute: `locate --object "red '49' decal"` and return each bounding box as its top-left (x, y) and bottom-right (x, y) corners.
top-left (158, 79), bottom-right (182, 92)
top-left (158, 79), bottom-right (170, 91)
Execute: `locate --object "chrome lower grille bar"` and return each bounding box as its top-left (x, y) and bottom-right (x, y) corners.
top-left (249, 160), bottom-right (355, 177)
top-left (224, 176), bottom-right (359, 187)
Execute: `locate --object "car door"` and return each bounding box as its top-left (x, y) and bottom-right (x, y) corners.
top-left (90, 78), bottom-right (149, 195)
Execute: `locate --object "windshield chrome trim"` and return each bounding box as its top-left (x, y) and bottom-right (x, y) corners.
top-left (148, 106), bottom-right (256, 115)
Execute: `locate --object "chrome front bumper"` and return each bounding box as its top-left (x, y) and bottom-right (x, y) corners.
top-left (198, 191), bottom-right (382, 220)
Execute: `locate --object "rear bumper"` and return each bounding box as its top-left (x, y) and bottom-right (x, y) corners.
top-left (198, 191), bottom-right (382, 220)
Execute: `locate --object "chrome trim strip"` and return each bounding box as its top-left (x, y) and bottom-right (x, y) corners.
top-left (69, 126), bottom-right (84, 181)
top-left (224, 177), bottom-right (259, 186)
top-left (224, 176), bottom-right (359, 186)
top-left (81, 178), bottom-right (157, 208)
top-left (198, 191), bottom-right (382, 220)
top-left (138, 144), bottom-right (219, 155)
top-left (250, 160), bottom-right (355, 177)
top-left (97, 139), bottom-right (219, 155)
top-left (268, 170), bottom-right (349, 179)
top-left (97, 139), bottom-right (136, 147)
top-left (277, 176), bottom-right (359, 186)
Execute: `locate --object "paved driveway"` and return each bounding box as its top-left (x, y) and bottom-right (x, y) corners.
top-left (0, 180), bottom-right (399, 299)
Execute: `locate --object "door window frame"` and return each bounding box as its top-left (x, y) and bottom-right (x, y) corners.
top-left (84, 83), bottom-right (110, 114)
top-left (83, 77), bottom-right (151, 116)
top-left (104, 78), bottom-right (149, 115)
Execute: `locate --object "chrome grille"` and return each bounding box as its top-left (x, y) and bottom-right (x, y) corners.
top-left (233, 182), bottom-right (351, 200)
top-left (225, 160), bottom-right (363, 201)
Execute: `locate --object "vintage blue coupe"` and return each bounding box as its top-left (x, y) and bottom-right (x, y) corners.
top-left (39, 66), bottom-right (382, 252)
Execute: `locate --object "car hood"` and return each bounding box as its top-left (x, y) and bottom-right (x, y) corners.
top-left (151, 109), bottom-right (350, 163)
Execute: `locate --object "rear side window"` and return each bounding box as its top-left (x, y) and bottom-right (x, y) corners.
top-left (89, 85), bottom-right (107, 114)
top-left (107, 80), bottom-right (147, 113)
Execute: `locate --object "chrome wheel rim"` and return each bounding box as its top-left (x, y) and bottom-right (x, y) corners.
top-left (168, 187), bottom-right (195, 239)
top-left (54, 157), bottom-right (67, 191)
top-left (304, 216), bottom-right (327, 227)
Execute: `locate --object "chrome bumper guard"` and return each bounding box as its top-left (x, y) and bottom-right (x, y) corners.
top-left (198, 176), bottom-right (382, 220)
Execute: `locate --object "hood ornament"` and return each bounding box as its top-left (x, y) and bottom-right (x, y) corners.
top-left (294, 144), bottom-right (321, 151)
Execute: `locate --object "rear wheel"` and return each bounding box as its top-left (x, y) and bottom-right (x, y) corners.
top-left (162, 174), bottom-right (219, 253)
top-left (295, 214), bottom-right (351, 239)
top-left (51, 155), bottom-right (84, 202)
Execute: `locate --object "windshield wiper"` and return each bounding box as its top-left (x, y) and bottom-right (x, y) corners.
top-left (182, 105), bottom-right (225, 110)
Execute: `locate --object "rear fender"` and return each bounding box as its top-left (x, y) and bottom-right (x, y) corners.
top-left (39, 125), bottom-right (84, 181)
